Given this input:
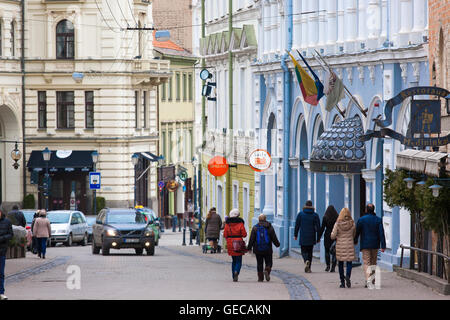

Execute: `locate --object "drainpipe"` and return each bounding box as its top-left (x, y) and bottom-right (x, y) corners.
top-left (279, 0), bottom-right (293, 258)
top-left (226, 0), bottom-right (233, 215)
top-left (21, 0), bottom-right (26, 202)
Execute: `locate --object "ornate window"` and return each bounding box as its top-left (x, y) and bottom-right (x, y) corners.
top-left (56, 20), bottom-right (74, 59)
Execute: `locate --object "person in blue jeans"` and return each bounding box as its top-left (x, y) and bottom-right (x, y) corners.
top-left (32, 210), bottom-right (51, 259)
top-left (0, 208), bottom-right (14, 300)
top-left (223, 209), bottom-right (247, 282)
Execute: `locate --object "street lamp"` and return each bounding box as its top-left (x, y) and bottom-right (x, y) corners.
top-left (429, 184), bottom-right (442, 198)
top-left (132, 153), bottom-right (139, 207)
top-left (10, 142), bottom-right (21, 169)
top-left (92, 151), bottom-right (99, 215)
top-left (42, 147), bottom-right (51, 211)
top-left (403, 177), bottom-right (415, 189)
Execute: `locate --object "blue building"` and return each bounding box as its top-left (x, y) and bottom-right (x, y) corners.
top-left (252, 0), bottom-right (429, 270)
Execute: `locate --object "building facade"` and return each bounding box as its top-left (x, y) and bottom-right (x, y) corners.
top-left (154, 36), bottom-right (197, 220)
top-left (251, 0), bottom-right (430, 271)
top-left (193, 0), bottom-right (258, 236)
top-left (0, 0), bottom-right (170, 214)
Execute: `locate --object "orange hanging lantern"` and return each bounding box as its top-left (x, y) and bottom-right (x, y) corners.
top-left (208, 156), bottom-right (229, 177)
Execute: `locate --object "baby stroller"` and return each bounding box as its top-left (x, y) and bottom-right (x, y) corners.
top-left (202, 240), bottom-right (222, 254)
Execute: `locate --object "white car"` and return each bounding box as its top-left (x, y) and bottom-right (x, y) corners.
top-left (47, 210), bottom-right (89, 247)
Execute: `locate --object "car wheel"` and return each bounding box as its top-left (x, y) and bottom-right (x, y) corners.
top-left (92, 239), bottom-right (100, 254)
top-left (65, 234), bottom-right (73, 247)
top-left (146, 241), bottom-right (155, 256)
top-left (101, 240), bottom-right (110, 256)
top-left (81, 233), bottom-right (88, 246)
top-left (135, 248), bottom-right (143, 255)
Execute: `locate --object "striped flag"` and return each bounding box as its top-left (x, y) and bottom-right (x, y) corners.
top-left (287, 51), bottom-right (324, 106)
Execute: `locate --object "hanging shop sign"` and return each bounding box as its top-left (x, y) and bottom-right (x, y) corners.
top-left (208, 156), bottom-right (229, 177)
top-left (362, 86), bottom-right (450, 147)
top-left (166, 180), bottom-right (178, 192)
top-left (248, 149), bottom-right (272, 172)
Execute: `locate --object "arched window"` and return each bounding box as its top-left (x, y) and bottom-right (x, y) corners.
top-left (56, 20), bottom-right (74, 59)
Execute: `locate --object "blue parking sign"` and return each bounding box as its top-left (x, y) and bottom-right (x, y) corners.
top-left (89, 172), bottom-right (101, 190)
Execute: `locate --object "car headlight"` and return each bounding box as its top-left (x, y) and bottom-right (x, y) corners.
top-left (106, 229), bottom-right (118, 237)
top-left (144, 229), bottom-right (154, 237)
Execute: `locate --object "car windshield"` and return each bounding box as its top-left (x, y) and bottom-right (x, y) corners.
top-left (107, 211), bottom-right (147, 224)
top-left (22, 211), bottom-right (36, 224)
top-left (47, 212), bottom-right (71, 224)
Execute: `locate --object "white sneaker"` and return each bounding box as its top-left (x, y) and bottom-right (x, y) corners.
top-left (0, 294), bottom-right (8, 300)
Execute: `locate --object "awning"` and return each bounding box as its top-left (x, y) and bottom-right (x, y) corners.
top-left (140, 152), bottom-right (160, 162)
top-left (27, 150), bottom-right (94, 172)
top-left (309, 116), bottom-right (366, 174)
top-left (396, 149), bottom-right (448, 177)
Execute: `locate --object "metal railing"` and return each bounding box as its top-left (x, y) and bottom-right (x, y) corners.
top-left (399, 244), bottom-right (449, 283)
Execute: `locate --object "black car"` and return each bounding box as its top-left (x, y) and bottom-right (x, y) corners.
top-left (91, 208), bottom-right (155, 256)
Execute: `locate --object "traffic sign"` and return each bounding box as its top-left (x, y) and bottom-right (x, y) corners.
top-left (158, 181), bottom-right (165, 188)
top-left (89, 172), bottom-right (101, 190)
top-left (178, 171), bottom-right (188, 181)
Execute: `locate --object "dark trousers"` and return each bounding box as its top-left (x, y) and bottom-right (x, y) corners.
top-left (338, 261), bottom-right (353, 282)
top-left (324, 246), bottom-right (337, 267)
top-left (256, 253), bottom-right (273, 273)
top-left (301, 245), bottom-right (314, 263)
top-left (0, 255), bottom-right (5, 294)
top-left (37, 237), bottom-right (48, 257)
top-left (231, 256), bottom-right (243, 277)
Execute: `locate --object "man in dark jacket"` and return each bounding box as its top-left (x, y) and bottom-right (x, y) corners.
top-left (354, 203), bottom-right (386, 288)
top-left (7, 205), bottom-right (26, 228)
top-left (247, 214), bottom-right (280, 282)
top-left (294, 200), bottom-right (321, 273)
top-left (0, 208), bottom-right (14, 300)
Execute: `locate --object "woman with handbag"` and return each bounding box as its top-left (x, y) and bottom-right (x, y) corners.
top-left (223, 208), bottom-right (247, 282)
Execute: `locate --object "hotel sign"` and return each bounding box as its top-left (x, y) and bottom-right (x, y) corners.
top-left (362, 86), bottom-right (450, 147)
top-left (310, 161), bottom-right (366, 174)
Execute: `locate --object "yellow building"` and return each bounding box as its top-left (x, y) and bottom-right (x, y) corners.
top-left (154, 37), bottom-right (197, 221)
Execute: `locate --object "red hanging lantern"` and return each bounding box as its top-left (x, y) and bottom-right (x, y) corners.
top-left (208, 156), bottom-right (229, 177)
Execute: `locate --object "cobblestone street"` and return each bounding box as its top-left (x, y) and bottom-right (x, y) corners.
top-left (3, 230), bottom-right (449, 300)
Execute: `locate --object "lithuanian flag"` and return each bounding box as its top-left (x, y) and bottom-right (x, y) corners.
top-left (287, 51), bottom-right (324, 106)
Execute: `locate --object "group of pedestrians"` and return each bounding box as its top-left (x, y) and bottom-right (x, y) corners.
top-left (207, 199), bottom-right (385, 288)
top-left (294, 200), bottom-right (386, 288)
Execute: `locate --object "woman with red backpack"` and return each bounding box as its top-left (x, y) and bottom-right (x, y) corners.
top-left (247, 214), bottom-right (280, 282)
top-left (223, 208), bottom-right (247, 282)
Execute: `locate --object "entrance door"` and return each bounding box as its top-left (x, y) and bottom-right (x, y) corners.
top-left (44, 172), bottom-right (88, 213)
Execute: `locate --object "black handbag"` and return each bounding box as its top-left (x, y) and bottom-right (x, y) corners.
top-left (330, 241), bottom-right (336, 255)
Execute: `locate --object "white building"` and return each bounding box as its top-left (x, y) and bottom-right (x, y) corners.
top-left (0, 0), bottom-right (169, 213)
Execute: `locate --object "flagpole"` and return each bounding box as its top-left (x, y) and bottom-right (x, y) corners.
top-left (313, 49), bottom-right (368, 117)
top-left (303, 51), bottom-right (346, 118)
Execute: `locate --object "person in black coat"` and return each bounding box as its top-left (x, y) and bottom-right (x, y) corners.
top-left (318, 205), bottom-right (339, 272)
top-left (7, 205), bottom-right (26, 228)
top-left (0, 208), bottom-right (14, 300)
top-left (247, 214), bottom-right (280, 282)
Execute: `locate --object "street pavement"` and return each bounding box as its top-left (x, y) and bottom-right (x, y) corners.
top-left (3, 229), bottom-right (449, 300)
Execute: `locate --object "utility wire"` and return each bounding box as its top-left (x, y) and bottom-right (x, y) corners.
top-left (105, 0), bottom-right (124, 30)
top-left (117, 0), bottom-right (131, 27)
top-left (127, 0), bottom-right (139, 26)
top-left (94, 0), bottom-right (121, 33)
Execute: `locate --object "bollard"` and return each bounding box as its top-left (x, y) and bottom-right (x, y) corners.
top-left (189, 229), bottom-right (193, 245)
top-left (182, 219), bottom-right (186, 246)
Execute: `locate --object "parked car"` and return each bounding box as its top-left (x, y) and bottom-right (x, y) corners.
top-left (47, 210), bottom-right (89, 247)
top-left (86, 216), bottom-right (96, 243)
top-left (92, 208), bottom-right (155, 256)
top-left (135, 207), bottom-right (160, 245)
top-left (21, 209), bottom-right (37, 251)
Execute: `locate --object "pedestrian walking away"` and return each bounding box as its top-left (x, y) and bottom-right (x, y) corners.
top-left (30, 211), bottom-right (40, 254)
top-left (204, 207), bottom-right (223, 253)
top-left (0, 208), bottom-right (14, 300)
top-left (354, 203), bottom-right (386, 288)
top-left (32, 210), bottom-right (52, 259)
top-left (318, 205), bottom-right (339, 272)
top-left (294, 200), bottom-right (321, 273)
top-left (223, 208), bottom-right (247, 282)
top-left (6, 205), bottom-right (26, 228)
top-left (331, 208), bottom-right (356, 288)
top-left (247, 214), bottom-right (280, 282)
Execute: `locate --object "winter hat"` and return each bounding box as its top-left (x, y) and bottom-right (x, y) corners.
top-left (229, 208), bottom-right (240, 218)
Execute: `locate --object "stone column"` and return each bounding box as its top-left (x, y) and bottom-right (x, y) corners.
top-left (367, 0), bottom-right (382, 50)
top-left (411, 0), bottom-right (426, 44)
top-left (344, 0), bottom-right (357, 53)
top-left (397, 0), bottom-right (413, 46)
top-left (337, 0), bottom-right (345, 53)
top-left (308, 0), bottom-right (319, 55)
top-left (326, 0), bottom-right (338, 55)
top-left (292, 0), bottom-right (301, 51)
top-left (317, 0), bottom-right (327, 50)
top-left (357, 0), bottom-right (368, 50)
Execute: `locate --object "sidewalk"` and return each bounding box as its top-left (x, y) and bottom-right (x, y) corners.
top-left (160, 230), bottom-right (450, 300)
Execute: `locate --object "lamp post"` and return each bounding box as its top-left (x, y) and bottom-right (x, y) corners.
top-left (92, 151), bottom-right (99, 215)
top-left (42, 147), bottom-right (51, 211)
top-left (132, 153), bottom-right (139, 207)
